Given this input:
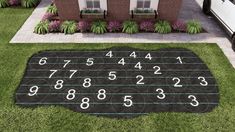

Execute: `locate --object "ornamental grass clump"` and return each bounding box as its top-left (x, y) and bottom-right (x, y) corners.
top-left (47, 4), bottom-right (57, 15)
top-left (186, 20), bottom-right (202, 34)
top-left (21, 0), bottom-right (39, 8)
top-left (77, 21), bottom-right (90, 33)
top-left (0, 0), bottom-right (9, 8)
top-left (91, 20), bottom-right (107, 34)
top-left (61, 21), bottom-right (77, 34)
top-left (107, 21), bottom-right (122, 32)
top-left (140, 21), bottom-right (154, 32)
top-left (34, 20), bottom-right (49, 35)
top-left (172, 20), bottom-right (186, 32)
top-left (49, 20), bottom-right (60, 32)
top-left (154, 20), bottom-right (171, 34)
top-left (122, 20), bottom-right (139, 34)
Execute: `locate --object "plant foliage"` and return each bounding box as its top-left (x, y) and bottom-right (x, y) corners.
top-left (49, 20), bottom-right (60, 32)
top-left (61, 21), bottom-right (77, 34)
top-left (91, 20), bottom-right (107, 34)
top-left (34, 20), bottom-right (49, 35)
top-left (21, 0), bottom-right (39, 8)
top-left (172, 20), bottom-right (186, 32)
top-left (122, 20), bottom-right (139, 34)
top-left (77, 21), bottom-right (90, 33)
top-left (186, 20), bottom-right (202, 34)
top-left (47, 4), bottom-right (58, 15)
top-left (107, 21), bottom-right (122, 32)
top-left (0, 0), bottom-right (9, 8)
top-left (154, 20), bottom-right (171, 34)
top-left (140, 21), bottom-right (154, 32)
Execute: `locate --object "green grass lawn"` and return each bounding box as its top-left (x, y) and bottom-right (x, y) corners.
top-left (0, 7), bottom-right (235, 132)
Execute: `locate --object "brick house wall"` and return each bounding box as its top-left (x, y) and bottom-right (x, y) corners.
top-left (54, 0), bottom-right (182, 23)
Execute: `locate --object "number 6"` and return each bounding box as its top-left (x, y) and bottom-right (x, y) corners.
top-left (39, 57), bottom-right (47, 65)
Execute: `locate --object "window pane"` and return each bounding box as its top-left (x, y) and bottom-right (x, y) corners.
top-left (144, 1), bottom-right (151, 8)
top-left (137, 1), bottom-right (144, 8)
top-left (86, 1), bottom-right (93, 8)
top-left (93, 1), bottom-right (100, 8)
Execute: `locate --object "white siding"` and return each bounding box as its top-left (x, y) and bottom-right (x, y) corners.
top-left (100, 0), bottom-right (107, 11)
top-left (130, 0), bottom-right (137, 11)
top-left (150, 0), bottom-right (159, 10)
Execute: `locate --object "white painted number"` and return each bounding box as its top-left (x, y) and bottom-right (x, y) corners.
top-left (54, 80), bottom-right (64, 89)
top-left (28, 86), bottom-right (39, 96)
top-left (69, 70), bottom-right (77, 78)
top-left (83, 78), bottom-right (91, 88)
top-left (97, 89), bottom-right (106, 100)
top-left (176, 56), bottom-right (183, 64)
top-left (134, 62), bottom-right (142, 70)
top-left (80, 97), bottom-right (90, 109)
top-left (136, 75), bottom-right (145, 85)
top-left (108, 71), bottom-right (117, 80)
top-left (198, 76), bottom-right (208, 86)
top-left (130, 51), bottom-right (137, 58)
top-left (106, 51), bottom-right (113, 58)
top-left (66, 89), bottom-right (76, 100)
top-left (63, 60), bottom-right (71, 68)
top-left (86, 58), bottom-right (94, 66)
top-left (145, 53), bottom-right (152, 60)
top-left (49, 70), bottom-right (57, 78)
top-left (172, 77), bottom-right (182, 87)
top-left (188, 95), bottom-right (199, 107)
top-left (118, 58), bottom-right (125, 65)
top-left (153, 66), bottom-right (162, 75)
top-left (156, 88), bottom-right (166, 100)
top-left (39, 57), bottom-right (47, 65)
top-left (123, 96), bottom-right (133, 107)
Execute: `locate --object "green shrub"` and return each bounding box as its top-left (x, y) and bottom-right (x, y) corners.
top-left (91, 20), bottom-right (107, 34)
top-left (21, 0), bottom-right (39, 8)
top-left (47, 4), bottom-right (57, 15)
top-left (122, 20), bottom-right (139, 34)
top-left (0, 0), bottom-right (9, 8)
top-left (186, 20), bottom-right (202, 34)
top-left (61, 21), bottom-right (77, 34)
top-left (154, 20), bottom-right (171, 34)
top-left (34, 20), bottom-right (49, 35)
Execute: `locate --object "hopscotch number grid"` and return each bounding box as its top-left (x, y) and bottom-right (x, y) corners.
top-left (15, 47), bottom-right (219, 118)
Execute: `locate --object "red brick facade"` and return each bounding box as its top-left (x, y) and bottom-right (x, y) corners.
top-left (54, 0), bottom-right (182, 23)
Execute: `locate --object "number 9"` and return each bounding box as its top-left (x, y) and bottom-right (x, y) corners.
top-left (28, 86), bottom-right (39, 96)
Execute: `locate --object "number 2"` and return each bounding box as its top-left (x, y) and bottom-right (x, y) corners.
top-left (172, 77), bottom-right (182, 87)
top-left (153, 66), bottom-right (162, 75)
top-left (136, 75), bottom-right (144, 85)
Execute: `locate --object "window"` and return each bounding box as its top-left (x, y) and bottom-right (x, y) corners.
top-left (137, 0), bottom-right (151, 9)
top-left (86, 0), bottom-right (100, 9)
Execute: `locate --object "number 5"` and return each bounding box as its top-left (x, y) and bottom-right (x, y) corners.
top-left (108, 71), bottom-right (117, 80)
top-left (123, 96), bottom-right (133, 107)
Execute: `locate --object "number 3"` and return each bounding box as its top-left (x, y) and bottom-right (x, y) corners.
top-left (156, 88), bottom-right (165, 99)
top-left (198, 76), bottom-right (208, 86)
top-left (188, 95), bottom-right (199, 107)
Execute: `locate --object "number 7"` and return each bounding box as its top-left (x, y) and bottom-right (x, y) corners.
top-left (49, 70), bottom-right (57, 78)
top-left (63, 60), bottom-right (71, 68)
top-left (69, 70), bottom-right (77, 78)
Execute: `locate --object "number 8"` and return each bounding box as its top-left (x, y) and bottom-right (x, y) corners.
top-left (80, 97), bottom-right (90, 109)
top-left (97, 89), bottom-right (106, 100)
top-left (66, 89), bottom-right (76, 100)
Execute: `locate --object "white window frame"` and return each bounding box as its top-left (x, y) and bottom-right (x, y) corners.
top-left (130, 0), bottom-right (159, 11)
top-left (86, 0), bottom-right (101, 10)
top-left (137, 0), bottom-right (151, 10)
top-left (78, 0), bottom-right (107, 11)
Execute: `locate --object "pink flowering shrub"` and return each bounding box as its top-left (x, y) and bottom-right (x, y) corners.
top-left (49, 20), bottom-right (61, 32)
top-left (42, 13), bottom-right (55, 21)
top-left (172, 20), bottom-right (187, 32)
top-left (140, 21), bottom-right (154, 32)
top-left (77, 21), bottom-right (90, 33)
top-left (107, 21), bottom-right (122, 32)
top-left (8, 0), bottom-right (20, 6)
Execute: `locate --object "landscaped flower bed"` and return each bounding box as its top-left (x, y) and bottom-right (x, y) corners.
top-left (35, 5), bottom-right (204, 35)
top-left (0, 0), bottom-right (40, 8)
